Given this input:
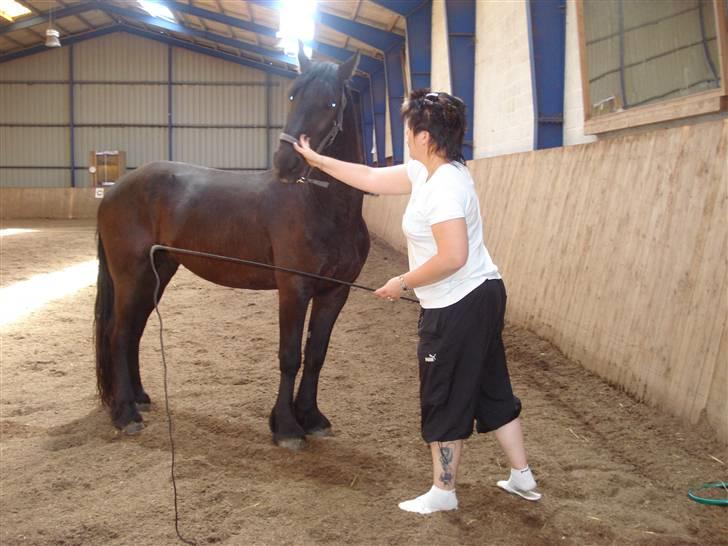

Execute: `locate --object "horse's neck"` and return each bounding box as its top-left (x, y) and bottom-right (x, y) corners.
top-left (324, 104), bottom-right (365, 214)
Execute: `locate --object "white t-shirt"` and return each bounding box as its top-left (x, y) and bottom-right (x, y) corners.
top-left (402, 160), bottom-right (501, 308)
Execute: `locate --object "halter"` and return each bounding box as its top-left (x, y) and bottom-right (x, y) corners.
top-left (278, 87), bottom-right (348, 189)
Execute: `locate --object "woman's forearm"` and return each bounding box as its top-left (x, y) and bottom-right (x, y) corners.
top-left (402, 253), bottom-right (464, 290)
top-left (316, 155), bottom-right (378, 193)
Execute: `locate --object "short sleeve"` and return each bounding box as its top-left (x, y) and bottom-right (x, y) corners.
top-left (406, 160), bottom-right (427, 186)
top-left (423, 179), bottom-right (467, 226)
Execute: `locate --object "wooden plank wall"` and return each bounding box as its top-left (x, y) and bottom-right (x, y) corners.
top-left (363, 119), bottom-right (727, 443)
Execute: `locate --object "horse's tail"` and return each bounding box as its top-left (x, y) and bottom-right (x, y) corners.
top-left (94, 233), bottom-right (114, 407)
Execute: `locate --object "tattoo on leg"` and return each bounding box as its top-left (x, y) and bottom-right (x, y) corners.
top-left (438, 442), bottom-right (454, 486)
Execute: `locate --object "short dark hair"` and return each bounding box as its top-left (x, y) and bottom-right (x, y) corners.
top-left (401, 89), bottom-right (466, 163)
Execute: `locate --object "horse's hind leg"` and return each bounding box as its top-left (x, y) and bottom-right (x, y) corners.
top-left (295, 285), bottom-right (351, 436)
top-left (128, 259), bottom-right (178, 410)
top-left (111, 260), bottom-right (177, 432)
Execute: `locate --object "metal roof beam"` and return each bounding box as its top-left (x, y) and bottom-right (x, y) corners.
top-left (317, 11), bottom-right (403, 51)
top-left (369, 0), bottom-right (428, 18)
top-left (161, 0), bottom-right (278, 37)
top-left (312, 40), bottom-right (382, 75)
top-left (0, 2), bottom-right (99, 34)
top-left (102, 3), bottom-right (302, 68)
top-left (0, 24), bottom-right (121, 63)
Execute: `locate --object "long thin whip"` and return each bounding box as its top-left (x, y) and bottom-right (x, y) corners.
top-left (148, 244), bottom-right (417, 544)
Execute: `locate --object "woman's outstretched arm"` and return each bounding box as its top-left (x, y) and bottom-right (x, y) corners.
top-left (294, 135), bottom-right (411, 195)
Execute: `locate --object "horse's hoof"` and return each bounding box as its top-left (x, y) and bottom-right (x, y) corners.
top-left (276, 437), bottom-right (305, 450)
top-left (136, 402), bottom-right (151, 412)
top-left (122, 421), bottom-right (145, 435)
top-left (307, 427), bottom-right (333, 438)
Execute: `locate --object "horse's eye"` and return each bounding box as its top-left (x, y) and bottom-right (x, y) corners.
top-left (330, 102), bottom-right (337, 109)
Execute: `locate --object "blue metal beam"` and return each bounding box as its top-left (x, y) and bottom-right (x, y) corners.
top-left (312, 40), bottom-right (382, 75)
top-left (0, 2), bottom-right (96, 34)
top-left (384, 46), bottom-right (405, 164)
top-left (406, 0), bottom-right (431, 90)
top-left (445, 0), bottom-right (475, 160)
top-left (369, 0), bottom-right (428, 17)
top-left (317, 11), bottom-right (404, 52)
top-left (0, 25), bottom-right (121, 63)
top-left (103, 3), bottom-right (299, 67)
top-left (163, 0), bottom-right (278, 37)
top-left (528, 0), bottom-right (565, 149)
top-left (371, 69), bottom-right (387, 165)
top-left (119, 26), bottom-right (295, 79)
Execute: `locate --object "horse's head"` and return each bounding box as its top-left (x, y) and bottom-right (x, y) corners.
top-left (274, 44), bottom-right (359, 183)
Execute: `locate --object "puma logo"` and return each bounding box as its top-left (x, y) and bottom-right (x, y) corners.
top-left (425, 353), bottom-right (437, 363)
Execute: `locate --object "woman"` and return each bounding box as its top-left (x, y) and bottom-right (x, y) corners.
top-left (294, 89), bottom-right (541, 514)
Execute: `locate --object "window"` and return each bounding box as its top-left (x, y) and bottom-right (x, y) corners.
top-left (577, 0), bottom-right (728, 133)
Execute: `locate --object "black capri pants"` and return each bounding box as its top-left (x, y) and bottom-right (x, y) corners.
top-left (417, 279), bottom-right (521, 443)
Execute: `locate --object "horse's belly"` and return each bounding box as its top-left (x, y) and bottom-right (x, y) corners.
top-left (179, 257), bottom-right (278, 290)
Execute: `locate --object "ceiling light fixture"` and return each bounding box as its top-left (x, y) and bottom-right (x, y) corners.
top-left (45, 6), bottom-right (61, 48)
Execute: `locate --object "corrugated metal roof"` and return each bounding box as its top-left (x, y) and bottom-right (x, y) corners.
top-left (0, 1), bottom-right (405, 73)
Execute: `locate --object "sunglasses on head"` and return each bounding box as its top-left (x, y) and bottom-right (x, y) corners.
top-left (422, 92), bottom-right (464, 108)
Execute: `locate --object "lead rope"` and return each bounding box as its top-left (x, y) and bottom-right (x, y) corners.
top-left (149, 244), bottom-right (417, 544)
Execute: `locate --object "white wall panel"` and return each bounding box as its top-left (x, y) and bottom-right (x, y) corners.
top-left (0, 84), bottom-right (68, 124)
top-left (174, 85), bottom-right (266, 125)
top-left (174, 128), bottom-right (268, 169)
top-left (431, 0), bottom-right (451, 93)
top-left (74, 127), bottom-right (167, 168)
top-left (0, 127), bottom-right (68, 166)
top-left (0, 169), bottom-right (70, 188)
top-left (473, 0), bottom-right (534, 158)
top-left (0, 48), bottom-right (67, 81)
top-left (173, 48), bottom-right (267, 82)
top-left (74, 84), bottom-right (167, 124)
top-left (563, 0), bottom-right (597, 146)
top-left (74, 33), bottom-right (167, 81)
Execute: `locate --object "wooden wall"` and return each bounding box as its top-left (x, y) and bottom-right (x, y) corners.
top-left (0, 188), bottom-right (100, 219)
top-left (363, 119), bottom-right (727, 443)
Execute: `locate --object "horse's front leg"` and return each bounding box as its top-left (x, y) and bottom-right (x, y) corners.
top-left (295, 285), bottom-right (351, 437)
top-left (270, 282), bottom-right (311, 449)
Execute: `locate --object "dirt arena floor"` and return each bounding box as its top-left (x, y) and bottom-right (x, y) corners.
top-left (1, 219), bottom-right (726, 546)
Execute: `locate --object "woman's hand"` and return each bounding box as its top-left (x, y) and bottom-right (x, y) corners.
top-left (374, 277), bottom-right (402, 302)
top-left (293, 135), bottom-right (323, 169)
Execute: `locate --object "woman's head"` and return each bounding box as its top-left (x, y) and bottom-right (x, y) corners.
top-left (401, 89), bottom-right (466, 163)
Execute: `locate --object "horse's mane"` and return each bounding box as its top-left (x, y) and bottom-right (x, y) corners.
top-left (289, 61), bottom-right (348, 98)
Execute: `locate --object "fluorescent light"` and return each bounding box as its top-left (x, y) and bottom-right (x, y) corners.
top-left (138, 0), bottom-right (176, 23)
top-left (0, 0), bottom-right (31, 21)
top-left (277, 0), bottom-right (316, 59)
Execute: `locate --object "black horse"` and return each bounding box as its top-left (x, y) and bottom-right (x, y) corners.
top-left (94, 48), bottom-right (369, 449)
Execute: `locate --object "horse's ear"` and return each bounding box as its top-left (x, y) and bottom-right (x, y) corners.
top-left (298, 40), bottom-right (312, 73)
top-left (337, 51), bottom-right (359, 82)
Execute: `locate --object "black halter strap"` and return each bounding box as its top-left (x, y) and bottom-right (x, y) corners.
top-left (279, 88), bottom-right (348, 188)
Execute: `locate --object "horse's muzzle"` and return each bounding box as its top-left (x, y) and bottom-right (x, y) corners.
top-left (273, 138), bottom-right (305, 183)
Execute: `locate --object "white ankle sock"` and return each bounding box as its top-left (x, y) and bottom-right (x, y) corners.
top-left (509, 466), bottom-right (537, 491)
top-left (398, 485), bottom-right (458, 514)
